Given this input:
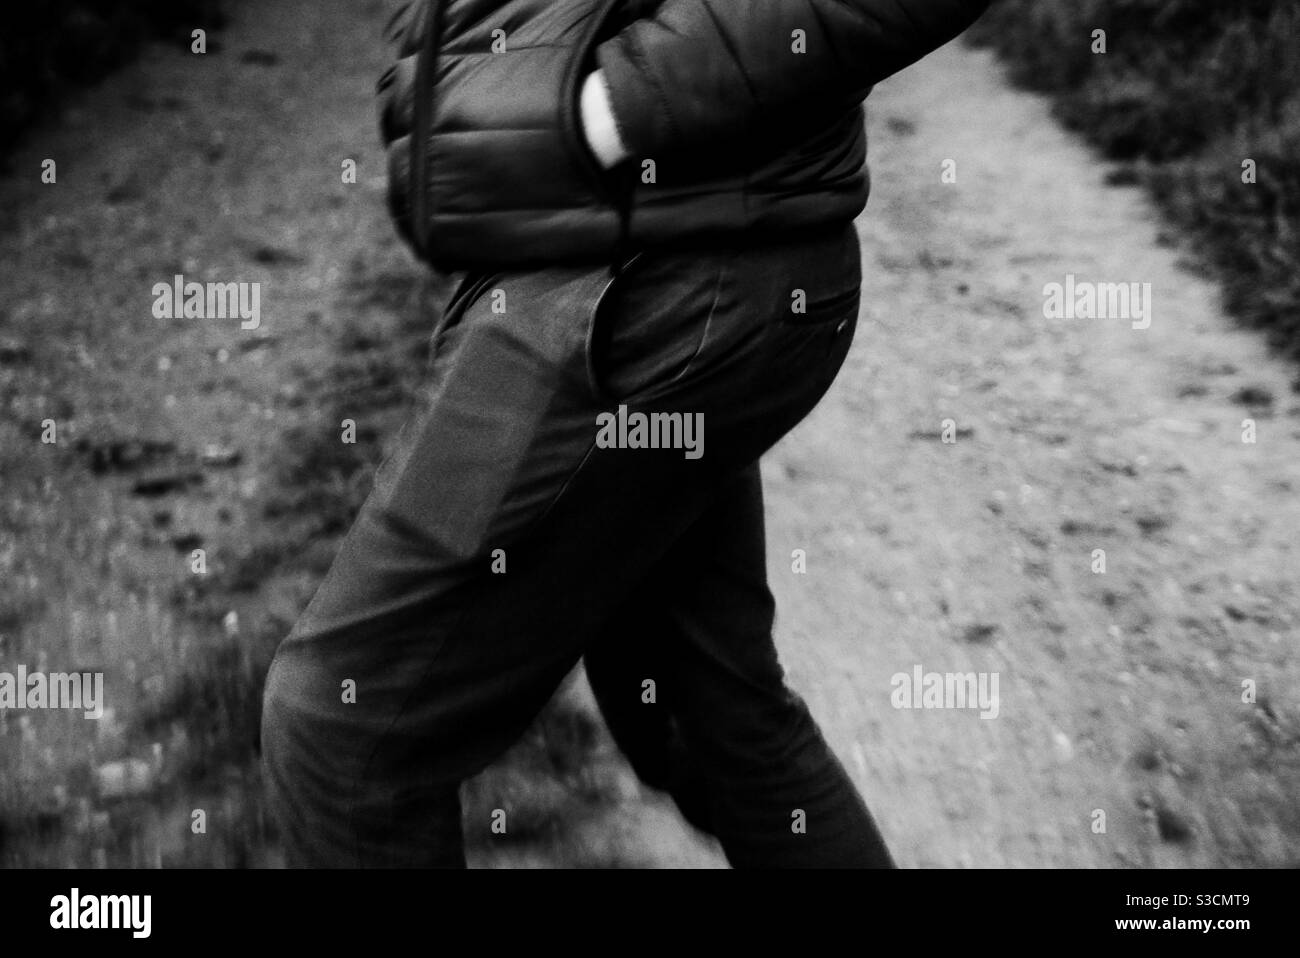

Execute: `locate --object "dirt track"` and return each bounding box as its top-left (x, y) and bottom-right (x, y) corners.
top-left (1, 0), bottom-right (1296, 867)
top-left (769, 42), bottom-right (1300, 868)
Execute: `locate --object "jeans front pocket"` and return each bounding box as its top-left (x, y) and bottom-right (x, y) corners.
top-left (428, 270), bottom-right (500, 365)
top-left (584, 250), bottom-right (732, 405)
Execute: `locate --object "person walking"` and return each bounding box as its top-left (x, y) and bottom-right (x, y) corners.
top-left (261, 0), bottom-right (991, 867)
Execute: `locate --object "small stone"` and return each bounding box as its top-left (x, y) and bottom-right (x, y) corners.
top-left (95, 744), bottom-right (162, 800)
top-left (1052, 730), bottom-right (1073, 761)
top-left (959, 623), bottom-right (999, 644)
top-left (1230, 385), bottom-right (1273, 407)
top-left (201, 443), bottom-right (242, 468)
top-left (1155, 805), bottom-right (1194, 844)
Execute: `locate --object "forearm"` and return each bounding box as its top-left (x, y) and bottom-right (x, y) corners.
top-left (595, 0), bottom-right (993, 158)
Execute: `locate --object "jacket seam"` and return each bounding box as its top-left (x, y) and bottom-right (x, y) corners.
top-left (623, 30), bottom-right (680, 149)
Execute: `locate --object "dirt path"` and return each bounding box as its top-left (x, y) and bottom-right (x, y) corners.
top-left (764, 43), bottom-right (1300, 868)
top-left (2, 3), bottom-right (1296, 868)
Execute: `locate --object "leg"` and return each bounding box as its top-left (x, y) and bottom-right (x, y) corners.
top-left (585, 464), bottom-right (895, 867)
top-left (262, 224), bottom-right (869, 866)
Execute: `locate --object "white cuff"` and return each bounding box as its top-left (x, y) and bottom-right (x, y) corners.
top-left (579, 70), bottom-right (632, 170)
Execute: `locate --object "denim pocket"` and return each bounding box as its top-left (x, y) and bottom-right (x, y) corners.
top-left (583, 255), bottom-right (639, 404)
top-left (428, 270), bottom-right (499, 366)
top-left (584, 251), bottom-right (731, 404)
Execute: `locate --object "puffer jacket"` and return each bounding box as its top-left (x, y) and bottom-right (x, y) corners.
top-left (379, 0), bottom-right (991, 272)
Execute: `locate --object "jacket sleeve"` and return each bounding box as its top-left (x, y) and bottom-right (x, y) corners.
top-left (595, 0), bottom-right (993, 158)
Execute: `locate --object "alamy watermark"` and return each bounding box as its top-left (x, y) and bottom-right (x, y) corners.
top-left (1042, 273), bottom-right (1152, 330)
top-left (890, 664), bottom-right (1000, 719)
top-left (50, 889), bottom-right (151, 938)
top-left (0, 666), bottom-right (103, 719)
top-left (595, 405), bottom-right (704, 460)
top-left (151, 273), bottom-right (260, 329)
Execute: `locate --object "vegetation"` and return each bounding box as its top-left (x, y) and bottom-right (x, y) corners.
top-left (1, 1), bottom-right (225, 149)
top-left (968, 0), bottom-right (1300, 360)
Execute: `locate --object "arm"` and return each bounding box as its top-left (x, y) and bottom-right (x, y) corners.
top-left (593, 0), bottom-right (993, 159)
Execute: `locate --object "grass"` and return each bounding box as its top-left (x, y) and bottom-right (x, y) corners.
top-left (137, 265), bottom-right (629, 865)
top-left (0, 240), bottom-right (637, 867)
top-left (967, 0), bottom-right (1300, 361)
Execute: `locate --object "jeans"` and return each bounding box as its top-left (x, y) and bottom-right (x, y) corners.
top-left (260, 222), bottom-right (895, 867)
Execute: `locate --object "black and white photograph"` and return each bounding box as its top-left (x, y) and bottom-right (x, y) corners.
top-left (0, 0), bottom-right (1294, 937)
